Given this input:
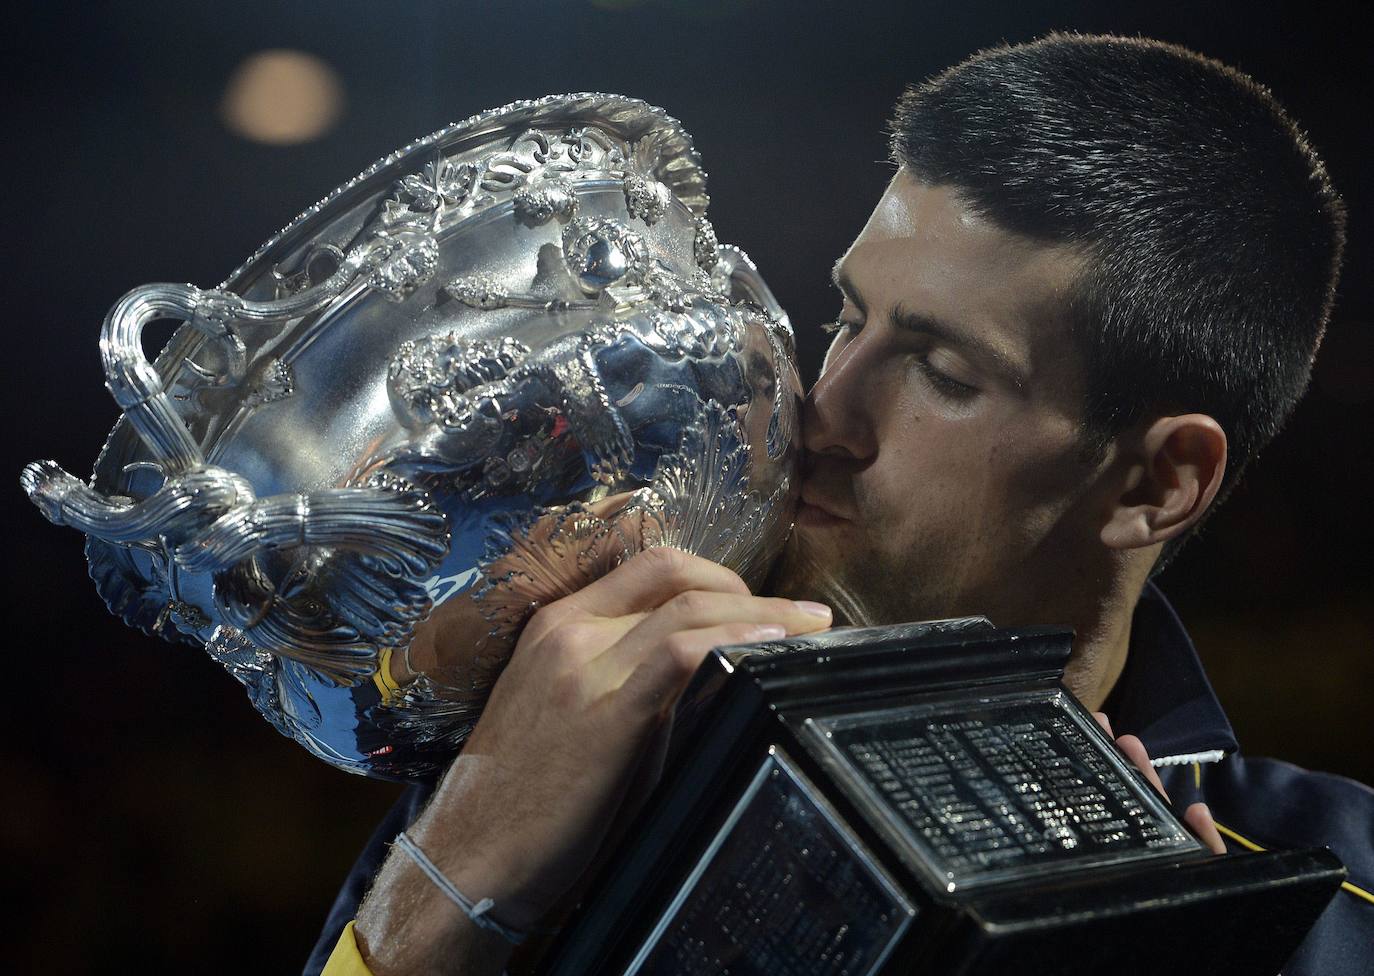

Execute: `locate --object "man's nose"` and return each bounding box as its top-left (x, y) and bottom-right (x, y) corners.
top-left (802, 333), bottom-right (880, 464)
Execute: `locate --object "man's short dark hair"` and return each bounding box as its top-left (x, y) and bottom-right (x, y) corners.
top-left (889, 33), bottom-right (1346, 563)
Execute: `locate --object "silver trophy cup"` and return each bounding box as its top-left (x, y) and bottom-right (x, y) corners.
top-left (22, 93), bottom-right (801, 779)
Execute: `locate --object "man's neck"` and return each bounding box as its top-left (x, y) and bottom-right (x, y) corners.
top-left (1060, 573), bottom-right (1146, 712)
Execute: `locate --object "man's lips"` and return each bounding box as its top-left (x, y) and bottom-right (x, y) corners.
top-left (797, 488), bottom-right (851, 526)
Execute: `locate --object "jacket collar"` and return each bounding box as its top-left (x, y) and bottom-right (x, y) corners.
top-left (1101, 580), bottom-right (1238, 767)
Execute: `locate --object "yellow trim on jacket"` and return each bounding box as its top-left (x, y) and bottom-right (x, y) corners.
top-left (1213, 821), bottom-right (1374, 907)
top-left (322, 920), bottom-right (375, 976)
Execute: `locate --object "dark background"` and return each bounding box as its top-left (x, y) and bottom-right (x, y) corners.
top-left (5, 1), bottom-right (1370, 972)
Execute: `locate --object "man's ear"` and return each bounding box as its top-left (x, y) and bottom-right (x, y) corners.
top-left (1099, 415), bottom-right (1228, 551)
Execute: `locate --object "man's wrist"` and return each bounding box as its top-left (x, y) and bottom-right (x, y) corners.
top-left (393, 831), bottom-right (530, 945)
top-left (354, 850), bottom-right (517, 976)
top-left (406, 751), bottom-right (573, 931)
top-left (353, 758), bottom-right (527, 976)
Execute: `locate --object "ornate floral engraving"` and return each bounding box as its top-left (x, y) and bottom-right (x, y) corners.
top-left (219, 95), bottom-right (709, 291)
top-left (443, 273), bottom-right (599, 314)
top-left (365, 230), bottom-right (440, 300)
top-left (562, 217), bottom-right (650, 295)
top-left (545, 336), bottom-right (635, 484)
top-left (645, 298), bottom-right (742, 361)
top-left (640, 401), bottom-right (791, 588)
top-left (560, 124), bottom-right (626, 168)
top-left (475, 502), bottom-right (640, 641)
top-left (245, 358), bottom-right (294, 407)
top-left (376, 325), bottom-right (635, 490)
top-left (480, 127), bottom-right (626, 195)
top-left (207, 623), bottom-right (274, 673)
top-left (388, 335), bottom-right (529, 429)
top-left (156, 599), bottom-right (211, 634)
top-left (623, 173), bottom-right (671, 225)
top-left (630, 125), bottom-right (672, 179)
top-left (398, 156), bottom-right (479, 212)
top-left (470, 399), bottom-right (786, 652)
top-left (694, 215), bottom-right (721, 273)
top-left (644, 268), bottom-right (692, 313)
top-left (513, 175), bottom-right (578, 225)
top-left (444, 273), bottom-right (509, 310)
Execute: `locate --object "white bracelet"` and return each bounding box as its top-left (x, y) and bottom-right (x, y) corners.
top-left (392, 830), bottom-right (528, 946)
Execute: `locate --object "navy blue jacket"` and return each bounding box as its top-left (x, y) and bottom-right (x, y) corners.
top-left (304, 584), bottom-right (1373, 974)
top-left (1114, 585), bottom-right (1373, 974)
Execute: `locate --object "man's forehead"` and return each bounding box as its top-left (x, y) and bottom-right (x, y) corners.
top-left (863, 170), bottom-right (988, 238)
top-left (855, 171), bottom-right (1065, 273)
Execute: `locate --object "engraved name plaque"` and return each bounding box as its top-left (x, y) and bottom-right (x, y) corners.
top-left (539, 623), bottom-right (1346, 976)
top-left (805, 692), bottom-right (1197, 893)
top-left (625, 749), bottom-right (915, 975)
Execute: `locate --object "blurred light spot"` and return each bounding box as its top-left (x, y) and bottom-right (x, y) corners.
top-left (221, 50), bottom-right (344, 145)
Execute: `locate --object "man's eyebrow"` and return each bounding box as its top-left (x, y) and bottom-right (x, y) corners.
top-left (832, 263), bottom-right (1028, 391)
top-left (831, 261), bottom-right (865, 313)
top-left (891, 304), bottom-right (1029, 392)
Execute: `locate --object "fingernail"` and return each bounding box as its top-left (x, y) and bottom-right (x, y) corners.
top-left (753, 624), bottom-right (787, 641)
top-left (793, 600), bottom-right (832, 618)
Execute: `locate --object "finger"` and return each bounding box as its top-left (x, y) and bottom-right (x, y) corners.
top-left (562, 547), bottom-right (751, 619)
top-left (1092, 711), bottom-right (1114, 738)
top-left (597, 591), bottom-right (831, 680)
top-left (1115, 734), bottom-right (1171, 803)
top-left (634, 590), bottom-right (831, 643)
top-left (616, 620), bottom-right (790, 709)
top-left (1184, 802), bottom-right (1227, 855)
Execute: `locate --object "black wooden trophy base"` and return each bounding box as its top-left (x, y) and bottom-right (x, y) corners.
top-left (537, 620), bottom-right (1345, 976)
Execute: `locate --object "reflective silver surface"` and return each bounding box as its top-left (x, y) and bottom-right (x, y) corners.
top-left (23, 94), bottom-right (801, 779)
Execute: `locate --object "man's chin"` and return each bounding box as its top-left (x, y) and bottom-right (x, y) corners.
top-left (764, 529), bottom-right (868, 626)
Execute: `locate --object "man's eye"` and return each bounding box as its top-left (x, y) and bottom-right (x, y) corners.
top-left (821, 319), bottom-right (862, 335)
top-left (914, 356), bottom-right (979, 400)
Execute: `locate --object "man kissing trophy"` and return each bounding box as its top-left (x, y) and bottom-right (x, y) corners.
top-left (22, 88), bottom-right (1348, 976)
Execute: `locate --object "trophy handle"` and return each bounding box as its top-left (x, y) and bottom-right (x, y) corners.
top-left (22, 232), bottom-right (448, 674)
top-left (22, 270), bottom-right (346, 515)
top-left (98, 283), bottom-right (242, 473)
top-left (20, 281), bottom-right (257, 540)
top-left (98, 233), bottom-right (421, 475)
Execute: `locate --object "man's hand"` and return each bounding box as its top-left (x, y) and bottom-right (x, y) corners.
top-left (1092, 712), bottom-right (1226, 855)
top-left (354, 547), bottom-right (833, 976)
